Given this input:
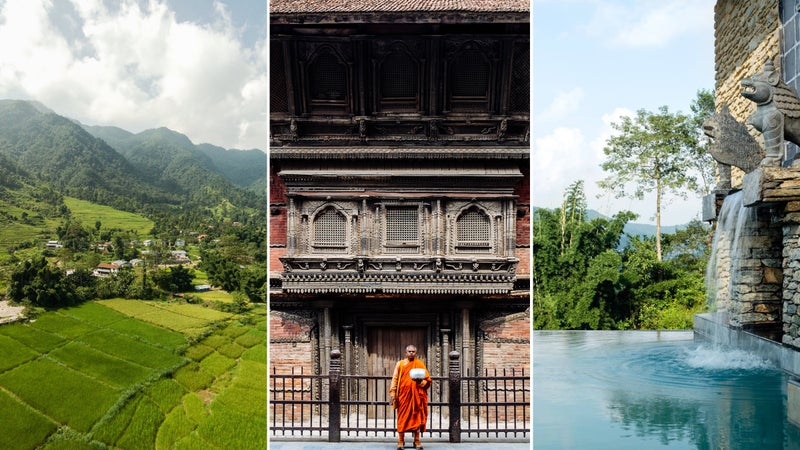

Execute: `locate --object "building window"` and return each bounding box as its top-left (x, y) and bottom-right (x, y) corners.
top-left (307, 50), bottom-right (349, 114)
top-left (385, 206), bottom-right (419, 253)
top-left (449, 47), bottom-right (490, 112)
top-left (271, 41), bottom-right (289, 113)
top-left (456, 208), bottom-right (491, 253)
top-left (509, 42), bottom-right (529, 113)
top-left (310, 53), bottom-right (346, 100)
top-left (313, 207), bottom-right (347, 253)
top-left (379, 51), bottom-right (418, 111)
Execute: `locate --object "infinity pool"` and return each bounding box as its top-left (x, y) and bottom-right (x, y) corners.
top-left (534, 331), bottom-right (800, 449)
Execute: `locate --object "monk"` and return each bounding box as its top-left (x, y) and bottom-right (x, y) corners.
top-left (389, 344), bottom-right (432, 450)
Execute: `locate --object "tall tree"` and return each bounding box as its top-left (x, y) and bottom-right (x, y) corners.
top-left (599, 106), bottom-right (701, 261)
top-left (689, 89), bottom-right (717, 194)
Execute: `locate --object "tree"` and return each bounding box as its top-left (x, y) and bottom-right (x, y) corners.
top-left (599, 106), bottom-right (701, 261)
top-left (690, 89), bottom-right (717, 194)
top-left (9, 255), bottom-right (76, 307)
top-left (153, 265), bottom-right (194, 293)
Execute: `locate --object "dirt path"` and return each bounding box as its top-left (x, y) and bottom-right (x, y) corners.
top-left (0, 300), bottom-right (25, 324)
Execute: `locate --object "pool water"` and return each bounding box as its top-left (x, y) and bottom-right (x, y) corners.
top-left (534, 331), bottom-right (800, 449)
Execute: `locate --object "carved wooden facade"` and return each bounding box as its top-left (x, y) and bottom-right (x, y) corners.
top-left (269, 1), bottom-right (530, 381)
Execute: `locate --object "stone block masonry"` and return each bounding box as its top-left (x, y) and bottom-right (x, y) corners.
top-left (728, 206), bottom-right (783, 328)
top-left (714, 0), bottom-right (780, 188)
top-left (783, 222), bottom-right (800, 347)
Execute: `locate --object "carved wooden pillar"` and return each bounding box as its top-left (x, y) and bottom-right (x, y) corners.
top-left (287, 197), bottom-right (296, 256)
top-left (460, 308), bottom-right (472, 375)
top-left (433, 199), bottom-right (442, 255)
top-left (429, 36), bottom-right (441, 116)
top-left (441, 328), bottom-right (451, 401)
top-left (343, 325), bottom-right (353, 375)
top-left (322, 307), bottom-right (332, 375)
top-left (495, 214), bottom-right (502, 255)
top-left (360, 197), bottom-right (369, 254)
top-left (506, 199), bottom-right (516, 257)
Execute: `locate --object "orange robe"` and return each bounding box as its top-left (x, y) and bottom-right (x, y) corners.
top-left (389, 358), bottom-right (432, 433)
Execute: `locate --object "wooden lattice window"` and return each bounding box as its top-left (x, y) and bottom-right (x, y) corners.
top-left (385, 206), bottom-right (419, 253)
top-left (307, 50), bottom-right (349, 114)
top-left (509, 42), bottom-right (529, 113)
top-left (313, 207), bottom-right (347, 253)
top-left (456, 209), bottom-right (491, 253)
top-left (270, 41), bottom-right (289, 113)
top-left (449, 48), bottom-right (491, 112)
top-left (379, 52), bottom-right (418, 111)
top-left (310, 53), bottom-right (346, 100)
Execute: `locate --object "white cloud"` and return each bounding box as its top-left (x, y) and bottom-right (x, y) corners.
top-left (533, 126), bottom-right (601, 209)
top-left (537, 87), bottom-right (584, 123)
top-left (0, 0), bottom-right (266, 150)
top-left (583, 0), bottom-right (714, 48)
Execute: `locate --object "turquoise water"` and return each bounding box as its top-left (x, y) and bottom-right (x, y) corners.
top-left (534, 331), bottom-right (800, 449)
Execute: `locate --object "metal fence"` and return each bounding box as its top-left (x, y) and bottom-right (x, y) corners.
top-left (269, 350), bottom-right (530, 442)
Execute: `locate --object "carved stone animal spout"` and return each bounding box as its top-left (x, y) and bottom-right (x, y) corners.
top-left (741, 60), bottom-right (800, 166)
top-left (703, 104), bottom-right (763, 190)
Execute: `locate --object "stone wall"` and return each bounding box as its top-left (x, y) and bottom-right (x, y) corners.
top-left (781, 0), bottom-right (800, 162)
top-left (727, 204), bottom-right (783, 328)
top-left (714, 0), bottom-right (780, 187)
top-left (783, 222), bottom-right (800, 346)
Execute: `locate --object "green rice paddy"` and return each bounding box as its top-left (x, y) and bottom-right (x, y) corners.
top-left (63, 197), bottom-right (154, 238)
top-left (0, 300), bottom-right (266, 449)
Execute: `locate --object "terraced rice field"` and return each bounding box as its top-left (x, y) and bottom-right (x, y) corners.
top-left (0, 300), bottom-right (266, 449)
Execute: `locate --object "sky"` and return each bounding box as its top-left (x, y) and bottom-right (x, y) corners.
top-left (0, 0), bottom-right (266, 151)
top-left (533, 0), bottom-right (716, 226)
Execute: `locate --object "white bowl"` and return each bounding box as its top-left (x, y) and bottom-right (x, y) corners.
top-left (409, 368), bottom-right (426, 380)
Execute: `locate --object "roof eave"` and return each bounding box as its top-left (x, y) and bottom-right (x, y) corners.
top-left (269, 11), bottom-right (530, 25)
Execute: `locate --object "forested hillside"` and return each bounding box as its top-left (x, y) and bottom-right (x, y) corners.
top-left (533, 182), bottom-right (709, 330)
top-left (0, 99), bottom-right (266, 307)
top-left (0, 100), bottom-right (177, 210)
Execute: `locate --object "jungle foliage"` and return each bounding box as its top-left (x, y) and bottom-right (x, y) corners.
top-left (533, 181), bottom-right (709, 330)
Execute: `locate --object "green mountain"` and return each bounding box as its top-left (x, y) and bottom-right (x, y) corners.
top-left (0, 100), bottom-right (177, 210)
top-left (84, 125), bottom-right (266, 193)
top-left (196, 143), bottom-right (266, 192)
top-left (0, 100), bottom-right (264, 232)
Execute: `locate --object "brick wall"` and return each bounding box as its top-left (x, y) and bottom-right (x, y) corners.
top-left (269, 310), bottom-right (315, 372)
top-left (479, 310), bottom-right (530, 372)
top-left (477, 310), bottom-right (530, 422)
top-left (515, 247), bottom-right (530, 275)
top-left (270, 163), bottom-right (287, 204)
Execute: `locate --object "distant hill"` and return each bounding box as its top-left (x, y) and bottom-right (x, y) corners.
top-left (196, 143), bottom-right (266, 192)
top-left (0, 100), bottom-right (178, 211)
top-left (533, 206), bottom-right (683, 244)
top-left (84, 125), bottom-right (266, 193)
top-left (0, 99), bottom-right (264, 225)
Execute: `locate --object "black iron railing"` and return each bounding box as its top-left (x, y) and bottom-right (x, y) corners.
top-left (269, 350), bottom-right (530, 442)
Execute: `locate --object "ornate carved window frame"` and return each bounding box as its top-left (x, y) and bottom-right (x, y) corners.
top-left (381, 202), bottom-right (424, 255)
top-left (444, 40), bottom-right (495, 114)
top-left (309, 203), bottom-right (352, 254)
top-left (455, 205), bottom-right (492, 254)
top-left (303, 44), bottom-right (352, 115)
top-left (373, 41), bottom-right (423, 113)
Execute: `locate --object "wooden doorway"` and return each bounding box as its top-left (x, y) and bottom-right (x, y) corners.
top-left (363, 326), bottom-right (427, 419)
top-left (367, 326), bottom-right (428, 377)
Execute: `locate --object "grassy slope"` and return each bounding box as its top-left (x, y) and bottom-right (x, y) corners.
top-left (0, 300), bottom-right (266, 449)
top-left (64, 197), bottom-right (154, 238)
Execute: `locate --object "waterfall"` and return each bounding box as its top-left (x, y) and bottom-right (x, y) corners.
top-left (705, 191), bottom-right (758, 330)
